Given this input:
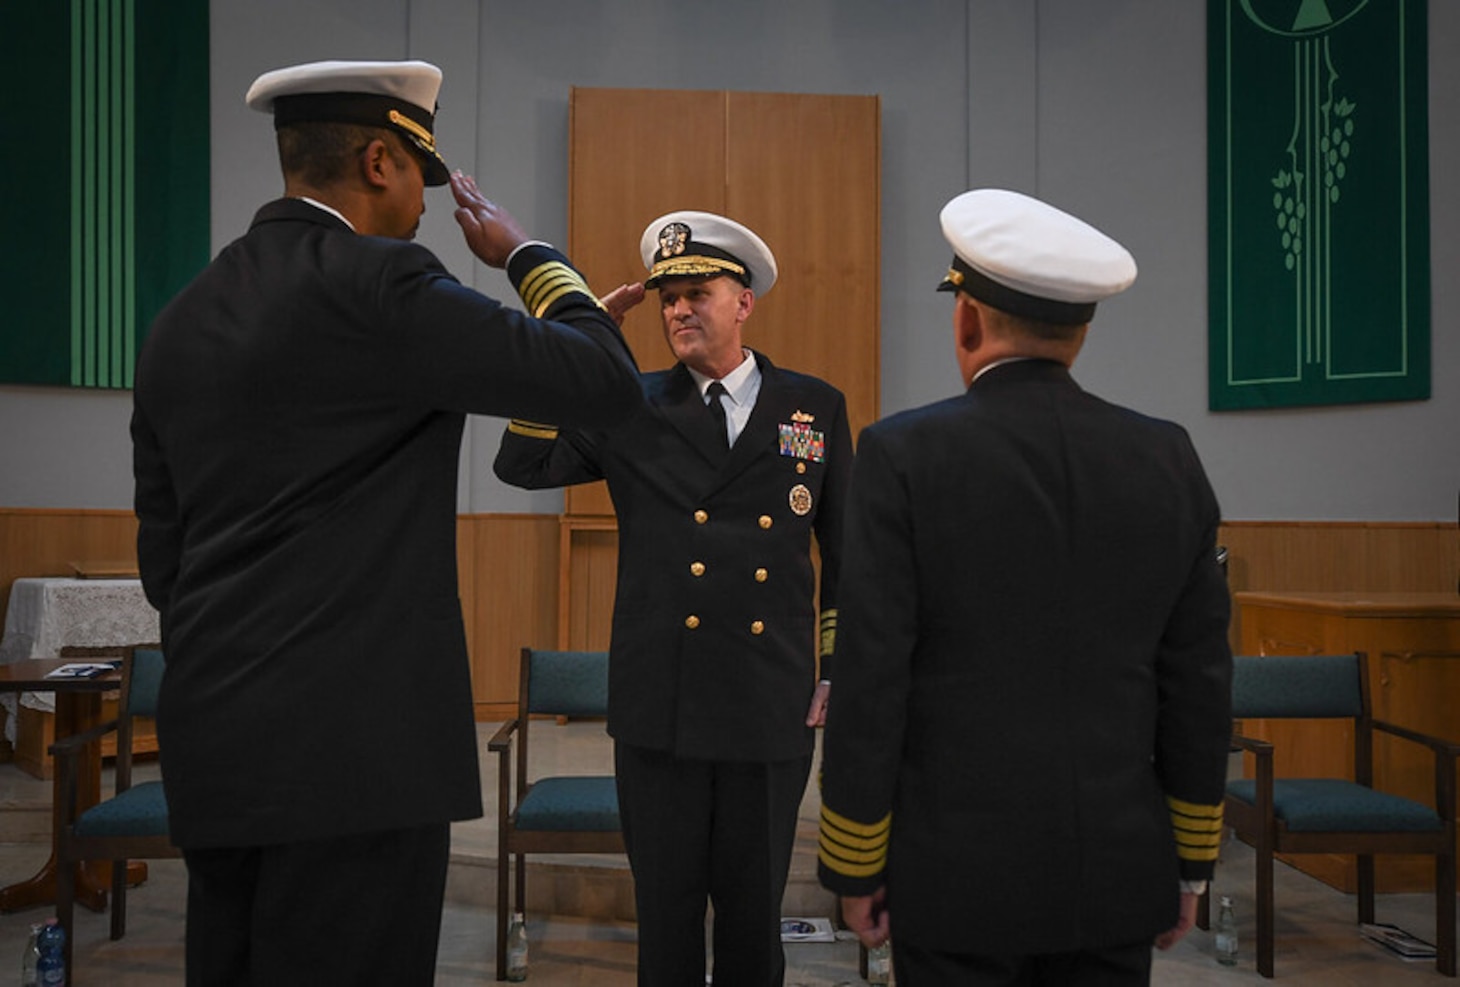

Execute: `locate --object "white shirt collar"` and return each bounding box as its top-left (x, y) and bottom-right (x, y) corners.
top-left (971, 356), bottom-right (1035, 384)
top-left (294, 196), bottom-right (356, 232)
top-left (687, 349), bottom-right (758, 407)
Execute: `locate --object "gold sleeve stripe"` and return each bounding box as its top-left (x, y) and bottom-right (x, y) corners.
top-left (507, 420), bottom-right (559, 440)
top-left (1167, 796), bottom-right (1224, 821)
top-left (818, 831), bottom-right (886, 864)
top-left (818, 805), bottom-right (891, 877)
top-left (529, 283), bottom-right (585, 319)
top-left (818, 845), bottom-right (886, 878)
top-left (818, 609), bottom-right (837, 658)
top-left (1168, 795), bottom-right (1224, 861)
top-left (1174, 840), bottom-right (1222, 862)
top-left (517, 261), bottom-right (606, 317)
top-left (820, 804), bottom-right (891, 842)
top-left (1170, 813), bottom-right (1225, 834)
top-left (519, 261), bottom-right (579, 300)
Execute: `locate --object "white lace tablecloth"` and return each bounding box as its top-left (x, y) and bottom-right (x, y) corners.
top-left (0, 577), bottom-right (161, 742)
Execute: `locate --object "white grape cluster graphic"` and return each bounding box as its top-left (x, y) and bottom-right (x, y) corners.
top-left (1271, 95), bottom-right (1356, 274)
top-left (1243, 0), bottom-right (1369, 365)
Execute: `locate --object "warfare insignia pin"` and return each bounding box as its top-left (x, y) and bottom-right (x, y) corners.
top-left (791, 410), bottom-right (815, 423)
top-left (778, 422), bottom-right (825, 462)
top-left (658, 221), bottom-right (691, 257)
top-left (789, 483), bottom-right (813, 516)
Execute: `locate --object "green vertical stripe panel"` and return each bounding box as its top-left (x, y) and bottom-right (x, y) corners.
top-left (0, 1), bottom-right (208, 389)
top-left (96, 0), bottom-right (109, 386)
top-left (109, 0), bottom-right (121, 386)
top-left (69, 0), bottom-right (83, 385)
top-left (81, 0), bottom-right (96, 386)
top-left (123, 0), bottom-right (137, 388)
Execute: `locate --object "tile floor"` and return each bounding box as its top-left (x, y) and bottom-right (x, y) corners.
top-left (0, 720), bottom-right (1451, 984)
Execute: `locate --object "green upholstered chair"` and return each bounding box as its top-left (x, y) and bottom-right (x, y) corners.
top-left (1215, 652), bottom-right (1456, 977)
top-left (487, 647), bottom-right (624, 981)
top-left (53, 645), bottom-right (180, 979)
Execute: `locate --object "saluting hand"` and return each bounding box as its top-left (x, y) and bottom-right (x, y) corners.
top-left (599, 282), bottom-right (647, 327)
top-left (450, 172), bottom-right (528, 268)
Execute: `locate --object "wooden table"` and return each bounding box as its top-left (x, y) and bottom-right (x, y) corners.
top-left (1, 577), bottom-right (161, 778)
top-left (0, 657), bottom-right (141, 913)
top-left (1235, 590), bottom-right (1460, 892)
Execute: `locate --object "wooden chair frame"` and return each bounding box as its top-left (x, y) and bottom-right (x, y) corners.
top-left (487, 647), bottom-right (624, 981)
top-left (1207, 652), bottom-right (1456, 978)
top-left (52, 645), bottom-right (180, 981)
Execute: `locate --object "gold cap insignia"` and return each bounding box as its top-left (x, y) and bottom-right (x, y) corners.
top-left (658, 221), bottom-right (691, 258)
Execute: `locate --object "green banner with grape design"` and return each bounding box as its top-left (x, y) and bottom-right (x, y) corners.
top-left (1208, 0), bottom-right (1429, 410)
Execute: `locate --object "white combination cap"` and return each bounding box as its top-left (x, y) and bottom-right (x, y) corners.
top-left (937, 189), bottom-right (1137, 324)
top-left (639, 211), bottom-right (778, 296)
top-left (245, 59), bottom-right (449, 186)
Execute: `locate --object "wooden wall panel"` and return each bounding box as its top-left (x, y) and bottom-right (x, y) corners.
top-left (568, 86), bottom-right (727, 356)
top-left (1219, 521), bottom-right (1459, 652)
top-left (6, 511), bottom-right (1451, 725)
top-left (1219, 521), bottom-right (1458, 594)
top-left (459, 514), bottom-right (560, 717)
top-left (558, 521), bottom-right (618, 653)
top-left (725, 91), bottom-right (881, 439)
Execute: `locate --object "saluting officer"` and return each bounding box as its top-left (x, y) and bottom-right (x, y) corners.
top-left (133, 59), bottom-right (640, 985)
top-left (494, 210), bottom-right (853, 987)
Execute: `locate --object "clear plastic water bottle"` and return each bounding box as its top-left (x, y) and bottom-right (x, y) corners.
top-left (865, 939), bottom-right (892, 984)
top-left (1215, 895), bottom-right (1239, 966)
top-left (505, 911), bottom-right (529, 981)
top-left (35, 918), bottom-right (65, 986)
top-left (20, 922), bottom-right (42, 987)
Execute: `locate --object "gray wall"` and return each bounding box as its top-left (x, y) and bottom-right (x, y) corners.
top-left (1, 0), bottom-right (1454, 520)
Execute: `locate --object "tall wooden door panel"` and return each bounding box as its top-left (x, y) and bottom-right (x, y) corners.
top-left (560, 87), bottom-right (880, 646)
top-left (724, 91), bottom-right (880, 440)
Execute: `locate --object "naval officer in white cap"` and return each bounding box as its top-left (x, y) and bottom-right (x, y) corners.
top-left (818, 189), bottom-right (1232, 986)
top-left (496, 210), bottom-right (853, 986)
top-left (132, 59), bottom-right (640, 984)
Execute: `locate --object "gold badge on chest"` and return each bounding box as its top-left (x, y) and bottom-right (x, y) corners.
top-left (788, 483), bottom-right (813, 516)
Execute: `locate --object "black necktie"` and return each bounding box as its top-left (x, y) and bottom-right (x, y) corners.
top-left (705, 381), bottom-right (729, 448)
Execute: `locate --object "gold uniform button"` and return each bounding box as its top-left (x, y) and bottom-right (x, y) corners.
top-left (690, 561), bottom-right (706, 577)
top-left (694, 509), bottom-right (709, 524)
top-left (754, 568), bottom-right (768, 582)
top-left (758, 514), bottom-right (773, 529)
top-left (796, 462), bottom-right (807, 474)
top-left (750, 620), bottom-right (765, 635)
top-left (685, 615), bottom-right (700, 629)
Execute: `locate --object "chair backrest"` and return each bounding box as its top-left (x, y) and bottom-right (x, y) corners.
top-left (1230, 653), bottom-right (1365, 720)
top-left (124, 647), bottom-right (166, 718)
top-left (514, 648), bottom-right (610, 799)
top-left (522, 649), bottom-right (609, 718)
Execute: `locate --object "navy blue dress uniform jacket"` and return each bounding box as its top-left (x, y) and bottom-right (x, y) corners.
top-left (817, 359), bottom-right (1232, 955)
top-left (132, 198), bottom-right (641, 849)
top-left (494, 351), bottom-right (852, 762)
